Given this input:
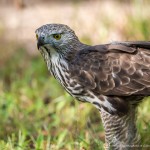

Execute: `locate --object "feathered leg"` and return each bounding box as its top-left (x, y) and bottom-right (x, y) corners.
top-left (100, 106), bottom-right (141, 150)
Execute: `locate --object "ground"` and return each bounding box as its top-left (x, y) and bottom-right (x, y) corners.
top-left (0, 0), bottom-right (150, 149)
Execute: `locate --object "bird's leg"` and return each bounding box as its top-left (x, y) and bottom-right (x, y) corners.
top-left (100, 107), bottom-right (141, 150)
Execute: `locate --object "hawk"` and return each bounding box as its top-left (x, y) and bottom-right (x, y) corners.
top-left (35, 24), bottom-right (150, 150)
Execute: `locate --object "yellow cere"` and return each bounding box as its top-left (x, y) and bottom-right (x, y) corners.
top-left (36, 34), bottom-right (38, 40)
top-left (53, 34), bottom-right (61, 40)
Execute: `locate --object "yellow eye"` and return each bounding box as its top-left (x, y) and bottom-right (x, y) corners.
top-left (53, 34), bottom-right (61, 40)
top-left (36, 34), bottom-right (38, 40)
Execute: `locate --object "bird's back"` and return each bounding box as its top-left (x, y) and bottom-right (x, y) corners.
top-left (69, 41), bottom-right (150, 114)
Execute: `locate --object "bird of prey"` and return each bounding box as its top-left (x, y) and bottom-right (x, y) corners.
top-left (35, 24), bottom-right (150, 150)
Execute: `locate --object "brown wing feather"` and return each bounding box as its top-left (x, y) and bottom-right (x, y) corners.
top-left (70, 42), bottom-right (150, 96)
top-left (70, 42), bottom-right (150, 114)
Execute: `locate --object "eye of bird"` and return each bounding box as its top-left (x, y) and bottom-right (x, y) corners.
top-left (53, 34), bottom-right (61, 40)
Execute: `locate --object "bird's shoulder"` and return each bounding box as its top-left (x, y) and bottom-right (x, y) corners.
top-left (73, 41), bottom-right (150, 59)
top-left (70, 41), bottom-right (150, 68)
top-left (69, 41), bottom-right (138, 71)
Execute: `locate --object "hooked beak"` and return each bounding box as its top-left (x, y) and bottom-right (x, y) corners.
top-left (37, 37), bottom-right (45, 49)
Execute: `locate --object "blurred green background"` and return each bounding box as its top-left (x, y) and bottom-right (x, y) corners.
top-left (0, 0), bottom-right (150, 149)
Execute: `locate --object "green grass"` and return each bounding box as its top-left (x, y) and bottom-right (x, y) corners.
top-left (0, 49), bottom-right (105, 150)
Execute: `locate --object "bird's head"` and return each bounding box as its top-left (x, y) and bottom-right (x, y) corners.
top-left (35, 24), bottom-right (81, 55)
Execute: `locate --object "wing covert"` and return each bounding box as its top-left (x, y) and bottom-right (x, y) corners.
top-left (69, 42), bottom-right (150, 96)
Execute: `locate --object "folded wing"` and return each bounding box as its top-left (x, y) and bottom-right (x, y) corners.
top-left (70, 41), bottom-right (150, 114)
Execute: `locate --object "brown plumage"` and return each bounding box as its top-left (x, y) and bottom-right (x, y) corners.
top-left (35, 24), bottom-right (150, 150)
top-left (70, 41), bottom-right (150, 114)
